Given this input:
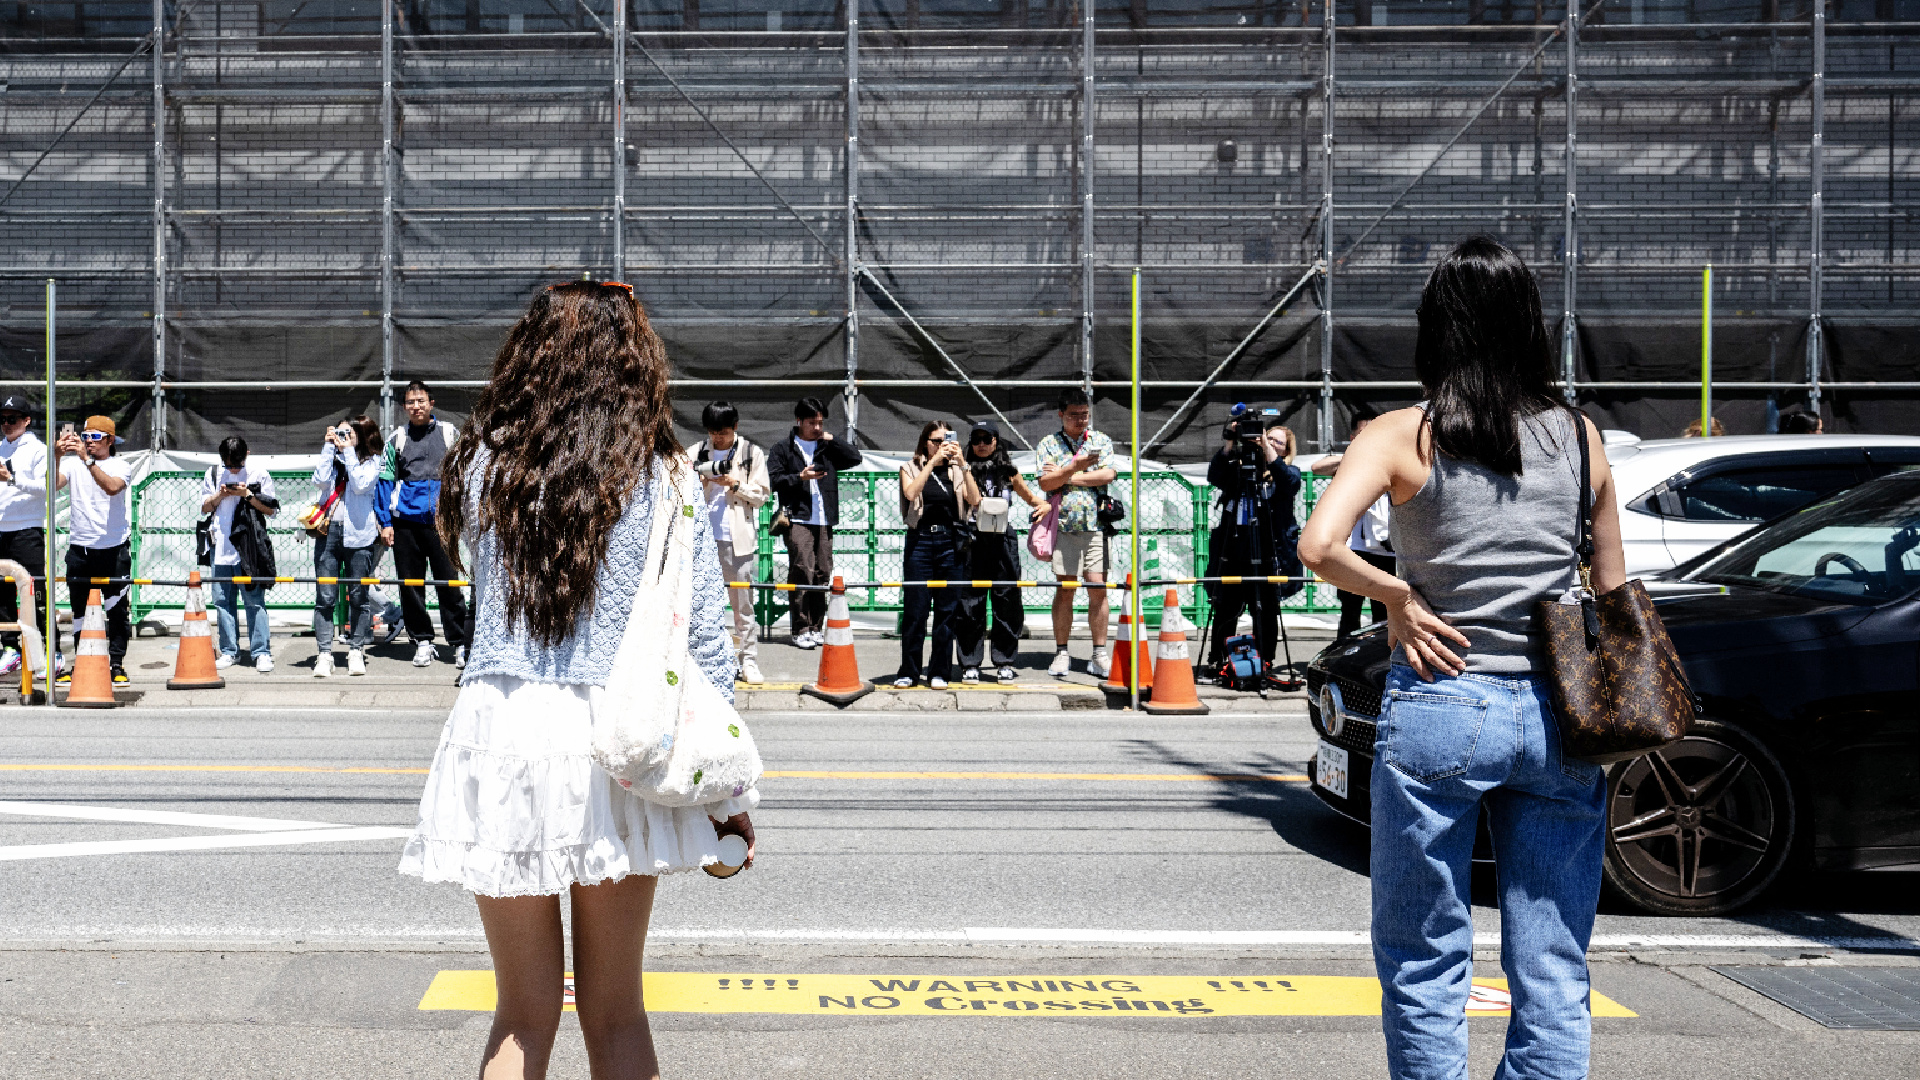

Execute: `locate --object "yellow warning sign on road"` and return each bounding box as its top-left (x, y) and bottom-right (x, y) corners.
top-left (419, 972), bottom-right (1635, 1018)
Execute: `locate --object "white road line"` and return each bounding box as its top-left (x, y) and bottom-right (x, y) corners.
top-left (0, 825), bottom-right (414, 861)
top-left (0, 800), bottom-right (345, 832)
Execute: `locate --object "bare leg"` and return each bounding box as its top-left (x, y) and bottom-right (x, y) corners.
top-left (1085, 571), bottom-right (1109, 651)
top-left (1051, 575), bottom-right (1079, 647)
top-left (571, 874), bottom-right (661, 1080)
top-left (475, 893), bottom-right (566, 1080)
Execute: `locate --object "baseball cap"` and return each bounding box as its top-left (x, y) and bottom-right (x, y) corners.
top-left (0, 395), bottom-right (32, 417)
top-left (969, 420), bottom-right (999, 440)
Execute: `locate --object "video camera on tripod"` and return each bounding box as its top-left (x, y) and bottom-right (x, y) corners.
top-left (1205, 404), bottom-right (1304, 694)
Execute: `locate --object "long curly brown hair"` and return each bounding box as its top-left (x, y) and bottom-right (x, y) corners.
top-left (439, 281), bottom-right (681, 645)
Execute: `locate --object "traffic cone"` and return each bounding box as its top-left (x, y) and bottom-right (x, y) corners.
top-left (59, 589), bottom-right (119, 709)
top-left (802, 576), bottom-right (872, 706)
top-left (1144, 588), bottom-right (1210, 716)
top-left (168, 571), bottom-right (225, 690)
top-left (1101, 573), bottom-right (1154, 700)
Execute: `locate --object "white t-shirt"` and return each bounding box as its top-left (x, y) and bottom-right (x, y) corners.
top-left (1348, 494), bottom-right (1392, 556)
top-left (62, 454), bottom-right (133, 549)
top-left (0, 433), bottom-right (50, 531)
top-left (703, 446), bottom-right (735, 543)
top-left (199, 463), bottom-right (278, 566)
top-left (794, 437), bottom-right (827, 527)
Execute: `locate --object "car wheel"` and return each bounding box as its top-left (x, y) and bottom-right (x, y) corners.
top-left (1601, 718), bottom-right (1796, 916)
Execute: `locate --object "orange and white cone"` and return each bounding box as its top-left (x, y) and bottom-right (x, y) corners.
top-left (1101, 574), bottom-right (1154, 699)
top-left (802, 576), bottom-right (873, 706)
top-left (168, 570), bottom-right (226, 690)
top-left (1144, 588), bottom-right (1209, 715)
top-left (59, 588), bottom-right (119, 709)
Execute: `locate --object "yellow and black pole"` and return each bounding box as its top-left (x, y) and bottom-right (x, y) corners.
top-left (1130, 267), bottom-right (1143, 712)
top-left (44, 278), bottom-right (56, 702)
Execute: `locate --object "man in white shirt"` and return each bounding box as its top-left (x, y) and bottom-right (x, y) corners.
top-left (0, 396), bottom-right (50, 672)
top-left (691, 401), bottom-right (771, 684)
top-left (198, 436), bottom-right (280, 672)
top-left (56, 415), bottom-right (134, 684)
top-left (1311, 413), bottom-right (1397, 640)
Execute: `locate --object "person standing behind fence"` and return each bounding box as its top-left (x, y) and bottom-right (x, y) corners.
top-left (766, 396), bottom-right (862, 649)
top-left (957, 420), bottom-right (1041, 684)
top-left (893, 421), bottom-right (980, 689)
top-left (0, 396), bottom-right (49, 676)
top-left (200, 436), bottom-right (280, 673)
top-left (56, 416), bottom-right (133, 685)
top-left (692, 401), bottom-right (771, 686)
top-left (311, 416), bottom-right (384, 678)
top-left (382, 380), bottom-right (471, 669)
top-left (1036, 388), bottom-right (1117, 680)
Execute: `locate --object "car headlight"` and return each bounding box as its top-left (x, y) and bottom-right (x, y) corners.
top-left (1319, 682), bottom-right (1345, 739)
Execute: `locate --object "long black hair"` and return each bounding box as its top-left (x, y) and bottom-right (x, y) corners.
top-left (1413, 236), bottom-right (1558, 476)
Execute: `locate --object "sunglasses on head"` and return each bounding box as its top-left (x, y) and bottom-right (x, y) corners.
top-left (81, 431), bottom-right (109, 442)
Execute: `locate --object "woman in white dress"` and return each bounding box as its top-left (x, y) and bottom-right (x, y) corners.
top-left (399, 280), bottom-right (755, 1080)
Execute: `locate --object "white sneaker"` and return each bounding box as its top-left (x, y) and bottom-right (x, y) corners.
top-left (453, 645), bottom-right (467, 669)
top-left (1047, 649), bottom-right (1072, 678)
top-left (794, 632), bottom-right (818, 651)
top-left (930, 676), bottom-right (949, 689)
top-left (412, 641), bottom-right (437, 667)
top-left (347, 649), bottom-right (366, 676)
top-left (214, 654), bottom-right (237, 671)
top-left (740, 658), bottom-right (764, 685)
top-left (255, 654), bottom-right (274, 674)
top-left (961, 667), bottom-right (980, 684)
top-left (997, 665), bottom-right (1018, 683)
top-left (314, 652), bottom-right (334, 678)
top-left (1086, 650), bottom-right (1110, 680)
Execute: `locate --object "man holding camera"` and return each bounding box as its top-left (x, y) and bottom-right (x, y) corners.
top-left (0, 396), bottom-right (49, 674)
top-left (1204, 413), bottom-right (1303, 673)
top-left (691, 401), bottom-right (771, 684)
top-left (767, 397), bottom-right (863, 648)
top-left (1037, 388), bottom-right (1117, 679)
top-left (56, 416), bottom-right (133, 684)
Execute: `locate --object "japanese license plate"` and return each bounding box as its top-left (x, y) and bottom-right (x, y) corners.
top-left (1315, 741), bottom-right (1350, 800)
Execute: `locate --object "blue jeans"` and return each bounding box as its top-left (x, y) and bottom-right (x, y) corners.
top-left (1371, 665), bottom-right (1607, 1080)
top-left (211, 563), bottom-right (271, 659)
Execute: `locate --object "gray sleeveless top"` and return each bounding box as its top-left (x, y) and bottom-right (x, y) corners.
top-left (1390, 408), bottom-right (1584, 674)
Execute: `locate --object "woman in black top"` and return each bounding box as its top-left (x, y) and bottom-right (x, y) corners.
top-left (956, 421), bottom-right (1044, 682)
top-left (895, 421), bottom-right (979, 687)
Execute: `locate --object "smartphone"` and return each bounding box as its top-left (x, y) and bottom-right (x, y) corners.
top-left (942, 431), bottom-right (959, 444)
top-left (59, 423), bottom-right (74, 439)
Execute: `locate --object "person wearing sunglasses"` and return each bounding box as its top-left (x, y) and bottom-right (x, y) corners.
top-left (55, 416), bottom-right (133, 684)
top-left (0, 395), bottom-right (49, 677)
top-left (955, 420), bottom-right (1043, 683)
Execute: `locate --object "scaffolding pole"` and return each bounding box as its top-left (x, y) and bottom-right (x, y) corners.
top-left (380, 0), bottom-right (396, 430)
top-left (845, 9), bottom-right (861, 440)
top-left (150, 0), bottom-right (166, 450)
top-left (1807, 5), bottom-right (1826, 417)
top-left (1560, 3), bottom-right (1579, 402)
top-left (1316, 0), bottom-right (1335, 452)
top-left (1080, 3), bottom-right (1096, 396)
top-left (612, 0), bottom-right (627, 282)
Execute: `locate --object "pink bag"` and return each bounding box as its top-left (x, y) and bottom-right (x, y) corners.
top-left (1025, 492), bottom-right (1063, 561)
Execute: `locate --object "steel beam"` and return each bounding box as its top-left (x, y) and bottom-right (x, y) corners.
top-left (380, 0), bottom-right (396, 430)
top-left (845, 8), bottom-right (861, 441)
top-left (150, 0), bottom-right (166, 450)
top-left (1081, 3), bottom-right (1096, 396)
top-left (613, 0), bottom-right (627, 280)
top-left (1316, 0), bottom-right (1335, 451)
top-left (1561, 4), bottom-right (1579, 403)
top-left (1807, 5), bottom-right (1826, 417)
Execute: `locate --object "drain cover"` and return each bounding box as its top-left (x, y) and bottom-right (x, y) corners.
top-left (1714, 966), bottom-right (1920, 1030)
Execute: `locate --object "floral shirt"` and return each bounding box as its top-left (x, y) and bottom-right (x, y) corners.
top-left (1036, 427), bottom-right (1115, 534)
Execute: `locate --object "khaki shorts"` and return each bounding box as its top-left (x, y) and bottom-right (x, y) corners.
top-left (1051, 529), bottom-right (1109, 579)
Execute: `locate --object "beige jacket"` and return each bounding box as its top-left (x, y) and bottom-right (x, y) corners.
top-left (899, 458), bottom-right (979, 529)
top-left (691, 436), bottom-right (771, 545)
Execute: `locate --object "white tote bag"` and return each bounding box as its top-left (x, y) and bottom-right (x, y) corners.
top-left (588, 458), bottom-right (762, 807)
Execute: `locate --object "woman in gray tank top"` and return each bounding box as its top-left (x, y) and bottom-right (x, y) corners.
top-left (1300, 237), bottom-right (1628, 1080)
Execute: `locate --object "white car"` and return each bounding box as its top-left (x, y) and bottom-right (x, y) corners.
top-left (1605, 432), bottom-right (1920, 575)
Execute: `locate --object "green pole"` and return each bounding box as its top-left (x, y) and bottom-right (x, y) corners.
top-left (1701, 263), bottom-right (1713, 438)
top-left (44, 279), bottom-right (56, 702)
top-left (1130, 268), bottom-right (1142, 712)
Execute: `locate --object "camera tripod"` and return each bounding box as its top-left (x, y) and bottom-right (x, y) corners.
top-left (1199, 442), bottom-right (1303, 695)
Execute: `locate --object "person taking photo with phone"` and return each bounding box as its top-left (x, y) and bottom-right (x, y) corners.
top-left (1036, 388), bottom-right (1117, 679)
top-left (55, 416), bottom-right (133, 684)
top-left (956, 420), bottom-right (1042, 683)
top-left (893, 421), bottom-right (980, 688)
top-left (0, 395), bottom-right (49, 676)
top-left (199, 436), bottom-right (280, 672)
top-left (310, 416), bottom-right (384, 677)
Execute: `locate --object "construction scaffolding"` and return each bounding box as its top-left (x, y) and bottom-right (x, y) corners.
top-left (2, 1), bottom-right (1915, 458)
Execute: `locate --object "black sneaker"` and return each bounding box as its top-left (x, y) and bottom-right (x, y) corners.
top-left (110, 666), bottom-right (129, 685)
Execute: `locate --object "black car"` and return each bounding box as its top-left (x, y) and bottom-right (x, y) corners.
top-left (1306, 470), bottom-right (1920, 916)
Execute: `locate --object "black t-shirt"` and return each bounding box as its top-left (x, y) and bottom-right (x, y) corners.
top-left (970, 458), bottom-right (1017, 501)
top-left (918, 467), bottom-right (957, 529)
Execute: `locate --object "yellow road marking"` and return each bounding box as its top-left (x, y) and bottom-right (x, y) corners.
top-left (418, 972), bottom-right (1635, 1018)
top-left (0, 764), bottom-right (1307, 783)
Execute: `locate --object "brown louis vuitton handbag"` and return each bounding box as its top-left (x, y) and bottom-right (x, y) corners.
top-left (1538, 407), bottom-right (1697, 765)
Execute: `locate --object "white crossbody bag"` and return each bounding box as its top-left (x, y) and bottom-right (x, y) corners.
top-left (588, 457), bottom-right (762, 807)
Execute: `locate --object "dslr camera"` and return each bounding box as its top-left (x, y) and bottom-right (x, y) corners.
top-left (694, 457), bottom-right (730, 480)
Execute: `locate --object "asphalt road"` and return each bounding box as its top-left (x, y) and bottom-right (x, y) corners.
top-left (2, 705), bottom-right (1917, 1078)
